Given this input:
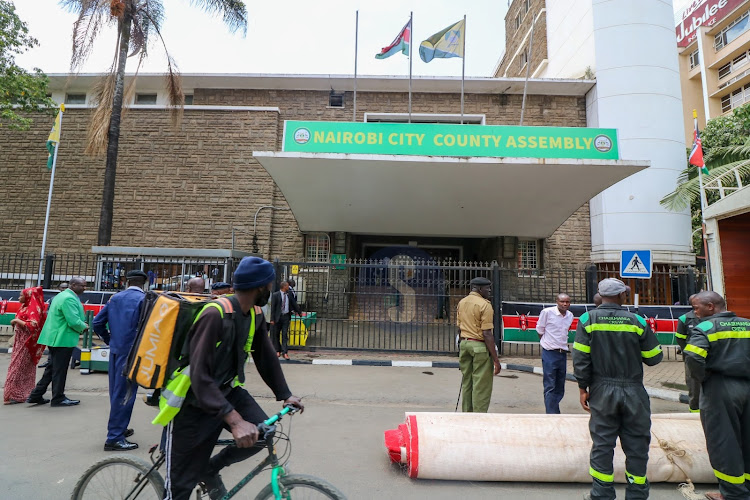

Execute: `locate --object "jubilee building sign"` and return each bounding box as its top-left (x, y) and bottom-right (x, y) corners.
top-left (282, 121), bottom-right (619, 160)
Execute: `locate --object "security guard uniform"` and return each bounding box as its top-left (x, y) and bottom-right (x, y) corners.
top-left (573, 304), bottom-right (663, 500)
top-left (457, 290), bottom-right (494, 413)
top-left (684, 311), bottom-right (750, 500)
top-left (675, 311), bottom-right (701, 412)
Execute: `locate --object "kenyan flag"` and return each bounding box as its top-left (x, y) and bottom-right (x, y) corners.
top-left (375, 20), bottom-right (411, 59)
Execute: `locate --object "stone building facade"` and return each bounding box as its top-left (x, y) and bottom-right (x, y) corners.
top-left (0, 74), bottom-right (593, 269)
top-left (494, 0), bottom-right (548, 78)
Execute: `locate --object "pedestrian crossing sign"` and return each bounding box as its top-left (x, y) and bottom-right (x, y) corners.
top-left (620, 250), bottom-right (652, 279)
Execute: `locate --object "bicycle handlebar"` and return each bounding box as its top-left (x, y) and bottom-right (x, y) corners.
top-left (218, 405), bottom-right (300, 447)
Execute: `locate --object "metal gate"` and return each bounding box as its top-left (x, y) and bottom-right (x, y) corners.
top-left (277, 259), bottom-right (705, 354)
top-left (278, 259), bottom-right (497, 354)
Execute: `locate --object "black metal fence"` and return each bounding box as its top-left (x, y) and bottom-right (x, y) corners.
top-left (277, 259), bottom-right (705, 354)
top-left (0, 253), bottom-right (245, 292)
top-left (0, 253), bottom-right (705, 354)
top-left (0, 253), bottom-right (98, 290)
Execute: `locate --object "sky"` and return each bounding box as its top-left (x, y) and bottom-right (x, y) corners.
top-left (13, 0), bottom-right (508, 78)
top-left (13, 0), bottom-right (691, 79)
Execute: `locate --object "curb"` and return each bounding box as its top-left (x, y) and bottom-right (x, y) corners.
top-left (0, 349), bottom-right (689, 405)
top-left (282, 358), bottom-right (690, 405)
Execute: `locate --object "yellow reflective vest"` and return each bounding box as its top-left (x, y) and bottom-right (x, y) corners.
top-left (152, 297), bottom-right (256, 426)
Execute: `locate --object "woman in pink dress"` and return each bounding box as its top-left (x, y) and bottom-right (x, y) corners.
top-left (4, 287), bottom-right (47, 404)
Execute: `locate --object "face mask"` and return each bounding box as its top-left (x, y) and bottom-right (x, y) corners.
top-left (255, 288), bottom-right (271, 307)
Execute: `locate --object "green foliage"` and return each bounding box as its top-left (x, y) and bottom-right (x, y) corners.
top-left (660, 104), bottom-right (750, 256)
top-left (0, 0), bottom-right (55, 129)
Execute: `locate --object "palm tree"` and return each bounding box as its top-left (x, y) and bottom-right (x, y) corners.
top-left (61, 0), bottom-right (247, 245)
top-left (660, 141), bottom-right (750, 212)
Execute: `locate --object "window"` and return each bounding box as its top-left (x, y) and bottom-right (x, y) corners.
top-left (517, 239), bottom-right (539, 270)
top-left (525, 0), bottom-right (531, 13)
top-left (718, 51), bottom-right (748, 80)
top-left (719, 62), bottom-right (732, 79)
top-left (328, 90), bottom-right (344, 108)
top-left (135, 93), bottom-right (157, 104)
top-left (722, 93), bottom-right (732, 112)
top-left (689, 49), bottom-right (700, 70)
top-left (519, 49), bottom-right (528, 69)
top-left (733, 51), bottom-right (748, 69)
top-left (364, 112), bottom-right (485, 124)
top-left (715, 10), bottom-right (750, 50)
top-left (65, 93), bottom-right (86, 104)
top-left (515, 13), bottom-right (522, 30)
top-left (720, 82), bottom-right (750, 113)
top-left (184, 94), bottom-right (194, 105)
top-left (306, 234), bottom-right (330, 262)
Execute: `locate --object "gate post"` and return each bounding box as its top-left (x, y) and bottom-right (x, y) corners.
top-left (585, 264), bottom-right (598, 303)
top-left (273, 258), bottom-right (282, 292)
top-left (42, 254), bottom-right (55, 289)
top-left (491, 261), bottom-right (502, 355)
top-left (686, 267), bottom-right (697, 297)
top-left (678, 270), bottom-right (689, 306)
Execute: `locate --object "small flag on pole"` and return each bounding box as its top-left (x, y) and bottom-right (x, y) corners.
top-left (46, 108), bottom-right (63, 169)
top-left (419, 19), bottom-right (465, 63)
top-left (689, 116), bottom-right (709, 176)
top-left (375, 20), bottom-right (411, 59)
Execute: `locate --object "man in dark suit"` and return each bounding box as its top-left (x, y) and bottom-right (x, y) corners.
top-left (270, 281), bottom-right (303, 360)
top-left (93, 270), bottom-right (147, 451)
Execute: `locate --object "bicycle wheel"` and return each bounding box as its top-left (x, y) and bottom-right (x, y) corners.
top-left (254, 473), bottom-right (346, 500)
top-left (70, 455), bottom-right (165, 500)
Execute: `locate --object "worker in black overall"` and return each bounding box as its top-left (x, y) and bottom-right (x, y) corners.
top-left (674, 294), bottom-right (701, 413)
top-left (573, 278), bottom-right (663, 500)
top-left (683, 291), bottom-right (750, 500)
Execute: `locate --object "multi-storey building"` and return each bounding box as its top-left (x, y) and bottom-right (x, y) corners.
top-left (496, 0), bottom-right (694, 273)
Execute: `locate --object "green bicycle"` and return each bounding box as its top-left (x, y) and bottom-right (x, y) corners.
top-left (70, 406), bottom-right (345, 499)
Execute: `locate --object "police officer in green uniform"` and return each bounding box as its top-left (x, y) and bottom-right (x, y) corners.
top-left (573, 278), bottom-right (663, 500)
top-left (457, 277), bottom-right (500, 413)
top-left (683, 291), bottom-right (750, 500)
top-left (675, 294), bottom-right (701, 413)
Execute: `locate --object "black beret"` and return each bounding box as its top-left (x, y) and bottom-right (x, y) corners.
top-left (211, 282), bottom-right (231, 290)
top-left (470, 277), bottom-right (491, 286)
top-left (126, 270), bottom-right (148, 280)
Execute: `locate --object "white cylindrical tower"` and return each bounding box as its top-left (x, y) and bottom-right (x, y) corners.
top-left (587, 0), bottom-right (693, 264)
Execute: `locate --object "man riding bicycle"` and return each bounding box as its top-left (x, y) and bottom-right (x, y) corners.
top-left (162, 257), bottom-right (304, 500)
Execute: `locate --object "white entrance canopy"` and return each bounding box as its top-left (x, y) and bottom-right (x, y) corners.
top-left (253, 152), bottom-right (648, 238)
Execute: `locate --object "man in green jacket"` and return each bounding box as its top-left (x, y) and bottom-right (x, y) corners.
top-left (27, 277), bottom-right (88, 407)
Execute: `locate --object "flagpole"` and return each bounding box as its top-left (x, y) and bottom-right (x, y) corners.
top-left (520, 12), bottom-right (536, 126)
top-left (408, 11), bottom-right (413, 123)
top-left (38, 106), bottom-right (64, 287)
top-left (693, 108), bottom-right (713, 290)
top-left (353, 10), bottom-right (359, 122)
top-left (460, 15), bottom-right (466, 124)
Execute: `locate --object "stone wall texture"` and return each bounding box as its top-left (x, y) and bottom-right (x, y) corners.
top-left (495, 0), bottom-right (548, 78)
top-left (0, 83), bottom-right (589, 266)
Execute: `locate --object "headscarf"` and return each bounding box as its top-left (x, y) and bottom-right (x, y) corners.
top-left (16, 287), bottom-right (47, 364)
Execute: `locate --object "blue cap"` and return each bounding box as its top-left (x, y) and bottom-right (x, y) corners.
top-left (211, 282), bottom-right (231, 290)
top-left (232, 257), bottom-right (275, 290)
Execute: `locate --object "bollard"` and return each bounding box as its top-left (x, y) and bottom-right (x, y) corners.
top-left (42, 254), bottom-right (55, 289)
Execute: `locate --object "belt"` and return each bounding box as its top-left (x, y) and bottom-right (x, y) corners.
top-left (460, 337), bottom-right (484, 342)
top-left (544, 348), bottom-right (569, 354)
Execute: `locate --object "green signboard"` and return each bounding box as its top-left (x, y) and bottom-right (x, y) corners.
top-left (282, 121), bottom-right (619, 160)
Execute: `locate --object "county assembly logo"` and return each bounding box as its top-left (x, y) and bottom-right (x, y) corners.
top-left (594, 134), bottom-right (613, 153)
top-left (293, 128), bottom-right (311, 144)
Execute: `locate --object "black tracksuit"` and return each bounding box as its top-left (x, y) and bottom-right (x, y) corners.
top-left (684, 311), bottom-right (750, 500)
top-left (573, 304), bottom-right (663, 500)
top-left (164, 298), bottom-right (292, 500)
top-left (675, 311), bottom-right (701, 412)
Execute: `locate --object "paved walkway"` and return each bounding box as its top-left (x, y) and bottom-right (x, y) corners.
top-left (281, 348), bottom-right (690, 404)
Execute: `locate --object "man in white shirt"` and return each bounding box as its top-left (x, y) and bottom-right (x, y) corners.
top-left (536, 293), bottom-right (574, 414)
